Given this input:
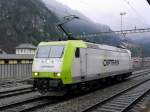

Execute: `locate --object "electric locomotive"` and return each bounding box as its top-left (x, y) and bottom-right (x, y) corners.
top-left (32, 40), bottom-right (133, 95)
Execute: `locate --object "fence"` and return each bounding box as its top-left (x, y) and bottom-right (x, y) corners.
top-left (0, 64), bottom-right (32, 80)
top-left (132, 57), bottom-right (150, 68)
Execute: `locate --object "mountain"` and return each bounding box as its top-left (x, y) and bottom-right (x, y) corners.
top-left (126, 33), bottom-right (150, 57)
top-left (0, 0), bottom-right (122, 53)
top-left (0, 0), bottom-right (61, 53)
top-left (42, 0), bottom-right (122, 45)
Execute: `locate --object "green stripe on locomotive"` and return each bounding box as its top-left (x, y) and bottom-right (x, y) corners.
top-left (32, 40), bottom-right (87, 84)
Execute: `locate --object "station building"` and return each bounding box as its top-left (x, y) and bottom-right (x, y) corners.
top-left (0, 43), bottom-right (36, 64)
top-left (0, 49), bottom-right (6, 54)
top-left (16, 43), bottom-right (36, 54)
top-left (0, 54), bottom-right (34, 64)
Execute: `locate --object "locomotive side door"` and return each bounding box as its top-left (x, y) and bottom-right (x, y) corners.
top-left (80, 48), bottom-right (87, 79)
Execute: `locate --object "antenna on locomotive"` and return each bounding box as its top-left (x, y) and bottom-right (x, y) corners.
top-left (57, 15), bottom-right (79, 40)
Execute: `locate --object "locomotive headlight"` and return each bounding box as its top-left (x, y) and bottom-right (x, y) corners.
top-left (57, 73), bottom-right (61, 77)
top-left (46, 60), bottom-right (50, 63)
top-left (34, 72), bottom-right (38, 76)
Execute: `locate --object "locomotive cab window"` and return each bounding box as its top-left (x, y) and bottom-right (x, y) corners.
top-left (36, 46), bottom-right (64, 58)
top-left (75, 48), bottom-right (80, 58)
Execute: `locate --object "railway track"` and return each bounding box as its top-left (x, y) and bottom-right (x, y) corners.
top-left (128, 69), bottom-right (150, 80)
top-left (0, 85), bottom-right (33, 98)
top-left (129, 90), bottom-right (150, 112)
top-left (0, 96), bottom-right (55, 112)
top-left (0, 69), bottom-right (150, 112)
top-left (0, 81), bottom-right (23, 89)
top-left (82, 79), bottom-right (150, 112)
top-left (0, 86), bottom-right (63, 112)
top-left (15, 98), bottom-right (55, 112)
top-left (37, 70), bottom-right (150, 112)
top-left (0, 79), bottom-right (31, 87)
top-left (0, 91), bottom-right (67, 112)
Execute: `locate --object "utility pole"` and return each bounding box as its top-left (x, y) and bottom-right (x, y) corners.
top-left (120, 12), bottom-right (126, 34)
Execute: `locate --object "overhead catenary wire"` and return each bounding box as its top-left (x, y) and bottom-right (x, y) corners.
top-left (61, 0), bottom-right (150, 38)
top-left (74, 27), bottom-right (150, 38)
top-left (123, 0), bottom-right (148, 26)
top-left (78, 0), bottom-right (148, 27)
top-left (75, 0), bottom-right (150, 36)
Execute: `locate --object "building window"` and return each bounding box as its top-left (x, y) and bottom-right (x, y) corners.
top-left (5, 60), bottom-right (9, 64)
top-left (0, 60), bottom-right (5, 64)
top-left (21, 60), bottom-right (30, 64)
top-left (29, 60), bottom-right (33, 64)
top-left (75, 48), bottom-right (80, 58)
top-left (9, 60), bottom-right (17, 64)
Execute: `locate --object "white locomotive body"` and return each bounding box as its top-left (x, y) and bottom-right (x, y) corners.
top-left (72, 42), bottom-right (132, 83)
top-left (32, 40), bottom-right (133, 94)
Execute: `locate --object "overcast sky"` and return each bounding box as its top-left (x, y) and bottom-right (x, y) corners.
top-left (55, 0), bottom-right (150, 30)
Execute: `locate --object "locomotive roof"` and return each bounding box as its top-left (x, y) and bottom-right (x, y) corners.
top-left (86, 42), bottom-right (128, 53)
top-left (38, 40), bottom-right (128, 53)
top-left (38, 40), bottom-right (87, 48)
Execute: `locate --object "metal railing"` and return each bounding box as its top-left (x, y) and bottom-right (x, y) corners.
top-left (0, 64), bottom-right (32, 80)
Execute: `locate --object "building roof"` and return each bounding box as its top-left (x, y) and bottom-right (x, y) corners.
top-left (16, 43), bottom-right (36, 49)
top-left (0, 54), bottom-right (34, 60)
top-left (0, 49), bottom-right (6, 54)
